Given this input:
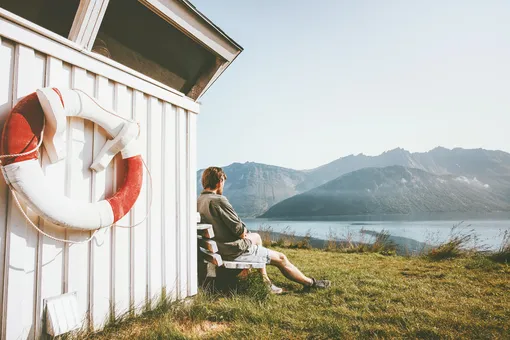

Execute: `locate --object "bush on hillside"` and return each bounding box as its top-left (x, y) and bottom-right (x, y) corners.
top-left (491, 230), bottom-right (510, 263)
top-left (324, 228), bottom-right (396, 255)
top-left (426, 222), bottom-right (476, 261)
top-left (286, 229), bottom-right (313, 249)
top-left (257, 225), bottom-right (273, 248)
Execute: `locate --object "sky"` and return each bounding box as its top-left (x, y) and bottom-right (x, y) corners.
top-left (192, 0), bottom-right (510, 171)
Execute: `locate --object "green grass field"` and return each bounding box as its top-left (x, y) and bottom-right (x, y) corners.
top-left (82, 247), bottom-right (509, 339)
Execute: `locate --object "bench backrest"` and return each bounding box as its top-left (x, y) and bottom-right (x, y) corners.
top-left (196, 213), bottom-right (266, 270)
top-left (197, 222), bottom-right (223, 267)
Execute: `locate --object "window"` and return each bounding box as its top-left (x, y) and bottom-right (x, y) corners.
top-left (0, 0), bottom-right (80, 38)
top-left (94, 0), bottom-right (218, 96)
top-left (0, 0), bottom-right (241, 100)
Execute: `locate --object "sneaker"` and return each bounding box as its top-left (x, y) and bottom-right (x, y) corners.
top-left (303, 277), bottom-right (331, 292)
top-left (269, 283), bottom-right (284, 294)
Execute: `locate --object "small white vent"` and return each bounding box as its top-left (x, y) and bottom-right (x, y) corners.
top-left (44, 291), bottom-right (82, 336)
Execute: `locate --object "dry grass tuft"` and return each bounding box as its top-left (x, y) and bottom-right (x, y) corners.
top-left (491, 229), bottom-right (510, 263)
top-left (426, 222), bottom-right (479, 260)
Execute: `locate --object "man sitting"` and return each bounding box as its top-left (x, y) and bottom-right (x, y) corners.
top-left (197, 166), bottom-right (331, 293)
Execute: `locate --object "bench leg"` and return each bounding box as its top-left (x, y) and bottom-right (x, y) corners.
top-left (206, 263), bottom-right (217, 278)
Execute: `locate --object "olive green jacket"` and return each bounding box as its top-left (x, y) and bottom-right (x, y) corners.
top-left (197, 191), bottom-right (252, 259)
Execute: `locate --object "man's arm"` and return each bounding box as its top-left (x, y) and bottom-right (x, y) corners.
top-left (214, 197), bottom-right (247, 238)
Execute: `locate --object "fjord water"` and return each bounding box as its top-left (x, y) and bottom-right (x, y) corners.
top-left (244, 214), bottom-right (510, 253)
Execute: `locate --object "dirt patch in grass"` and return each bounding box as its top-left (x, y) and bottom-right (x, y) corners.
top-left (176, 320), bottom-right (229, 338)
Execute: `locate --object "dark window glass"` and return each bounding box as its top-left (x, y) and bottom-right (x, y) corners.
top-left (0, 0), bottom-right (80, 38)
top-left (95, 0), bottom-right (217, 95)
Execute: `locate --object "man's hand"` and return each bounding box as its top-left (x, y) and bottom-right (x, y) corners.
top-left (240, 227), bottom-right (248, 239)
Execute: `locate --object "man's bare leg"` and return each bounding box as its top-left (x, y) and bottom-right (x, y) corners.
top-left (246, 233), bottom-right (324, 288)
top-left (245, 232), bottom-right (271, 282)
top-left (269, 251), bottom-right (313, 286)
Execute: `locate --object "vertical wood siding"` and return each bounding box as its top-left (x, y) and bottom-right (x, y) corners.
top-left (0, 35), bottom-right (198, 339)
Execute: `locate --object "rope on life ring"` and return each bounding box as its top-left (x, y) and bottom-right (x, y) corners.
top-left (0, 88), bottom-right (153, 243)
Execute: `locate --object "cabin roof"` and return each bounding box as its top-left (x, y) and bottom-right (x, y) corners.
top-left (0, 0), bottom-right (243, 102)
top-left (181, 0), bottom-right (243, 53)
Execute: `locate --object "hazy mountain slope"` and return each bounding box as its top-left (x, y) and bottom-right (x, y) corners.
top-left (413, 147), bottom-right (510, 179)
top-left (262, 166), bottom-right (510, 218)
top-left (300, 148), bottom-right (423, 190)
top-left (303, 147), bottom-right (510, 190)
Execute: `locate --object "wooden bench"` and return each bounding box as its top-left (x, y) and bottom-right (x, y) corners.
top-left (196, 214), bottom-right (265, 287)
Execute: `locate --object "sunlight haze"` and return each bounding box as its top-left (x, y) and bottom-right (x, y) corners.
top-left (192, 0), bottom-right (510, 170)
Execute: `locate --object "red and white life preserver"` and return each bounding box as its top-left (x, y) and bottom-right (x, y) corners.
top-left (0, 88), bottom-right (143, 230)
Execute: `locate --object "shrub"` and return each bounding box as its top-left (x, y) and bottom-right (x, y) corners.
top-left (257, 224), bottom-right (273, 248)
top-left (257, 225), bottom-right (314, 250)
top-left (426, 222), bottom-right (476, 261)
top-left (324, 228), bottom-right (338, 251)
top-left (427, 235), bottom-right (470, 260)
top-left (344, 230), bottom-right (396, 255)
top-left (370, 230), bottom-right (397, 255)
top-left (288, 229), bottom-right (313, 250)
top-left (331, 229), bottom-right (396, 255)
top-left (275, 226), bottom-right (296, 247)
top-left (491, 229), bottom-right (510, 263)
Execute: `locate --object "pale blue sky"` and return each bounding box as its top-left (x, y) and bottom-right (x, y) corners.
top-left (192, 0), bottom-right (510, 170)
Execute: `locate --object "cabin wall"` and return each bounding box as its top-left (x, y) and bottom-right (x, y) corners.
top-left (0, 15), bottom-right (198, 339)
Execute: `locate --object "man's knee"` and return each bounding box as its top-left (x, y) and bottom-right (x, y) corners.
top-left (270, 251), bottom-right (289, 267)
top-left (247, 232), bottom-right (262, 245)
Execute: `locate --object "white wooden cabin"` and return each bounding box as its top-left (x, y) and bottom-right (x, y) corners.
top-left (0, 0), bottom-right (242, 338)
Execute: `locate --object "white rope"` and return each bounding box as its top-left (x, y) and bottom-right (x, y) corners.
top-left (0, 89), bottom-right (154, 243)
top-left (0, 118), bottom-right (45, 162)
top-left (9, 187), bottom-right (104, 244)
top-left (6, 156), bottom-right (153, 243)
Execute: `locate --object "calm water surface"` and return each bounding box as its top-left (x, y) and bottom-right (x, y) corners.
top-left (243, 217), bottom-right (510, 252)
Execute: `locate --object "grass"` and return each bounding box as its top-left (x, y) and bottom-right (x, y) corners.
top-left (76, 247), bottom-right (510, 339)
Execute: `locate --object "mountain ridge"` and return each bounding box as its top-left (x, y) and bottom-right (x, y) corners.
top-left (197, 147), bottom-right (510, 217)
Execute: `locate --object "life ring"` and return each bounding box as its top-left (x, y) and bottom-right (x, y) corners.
top-left (0, 88), bottom-right (143, 230)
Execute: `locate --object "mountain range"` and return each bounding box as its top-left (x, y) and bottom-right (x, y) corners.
top-left (196, 147), bottom-right (510, 218)
top-left (262, 166), bottom-right (510, 218)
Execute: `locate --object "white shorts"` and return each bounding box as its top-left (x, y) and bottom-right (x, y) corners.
top-left (233, 245), bottom-right (273, 264)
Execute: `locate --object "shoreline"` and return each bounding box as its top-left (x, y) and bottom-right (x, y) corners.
top-left (250, 211), bottom-right (510, 222)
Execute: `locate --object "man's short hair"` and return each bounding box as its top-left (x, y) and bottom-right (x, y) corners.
top-left (201, 166), bottom-right (227, 190)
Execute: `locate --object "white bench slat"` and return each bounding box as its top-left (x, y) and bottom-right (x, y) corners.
top-left (197, 223), bottom-right (212, 230)
top-left (223, 261), bottom-right (266, 269)
top-left (198, 237), bottom-right (218, 253)
top-left (197, 224), bottom-right (214, 238)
